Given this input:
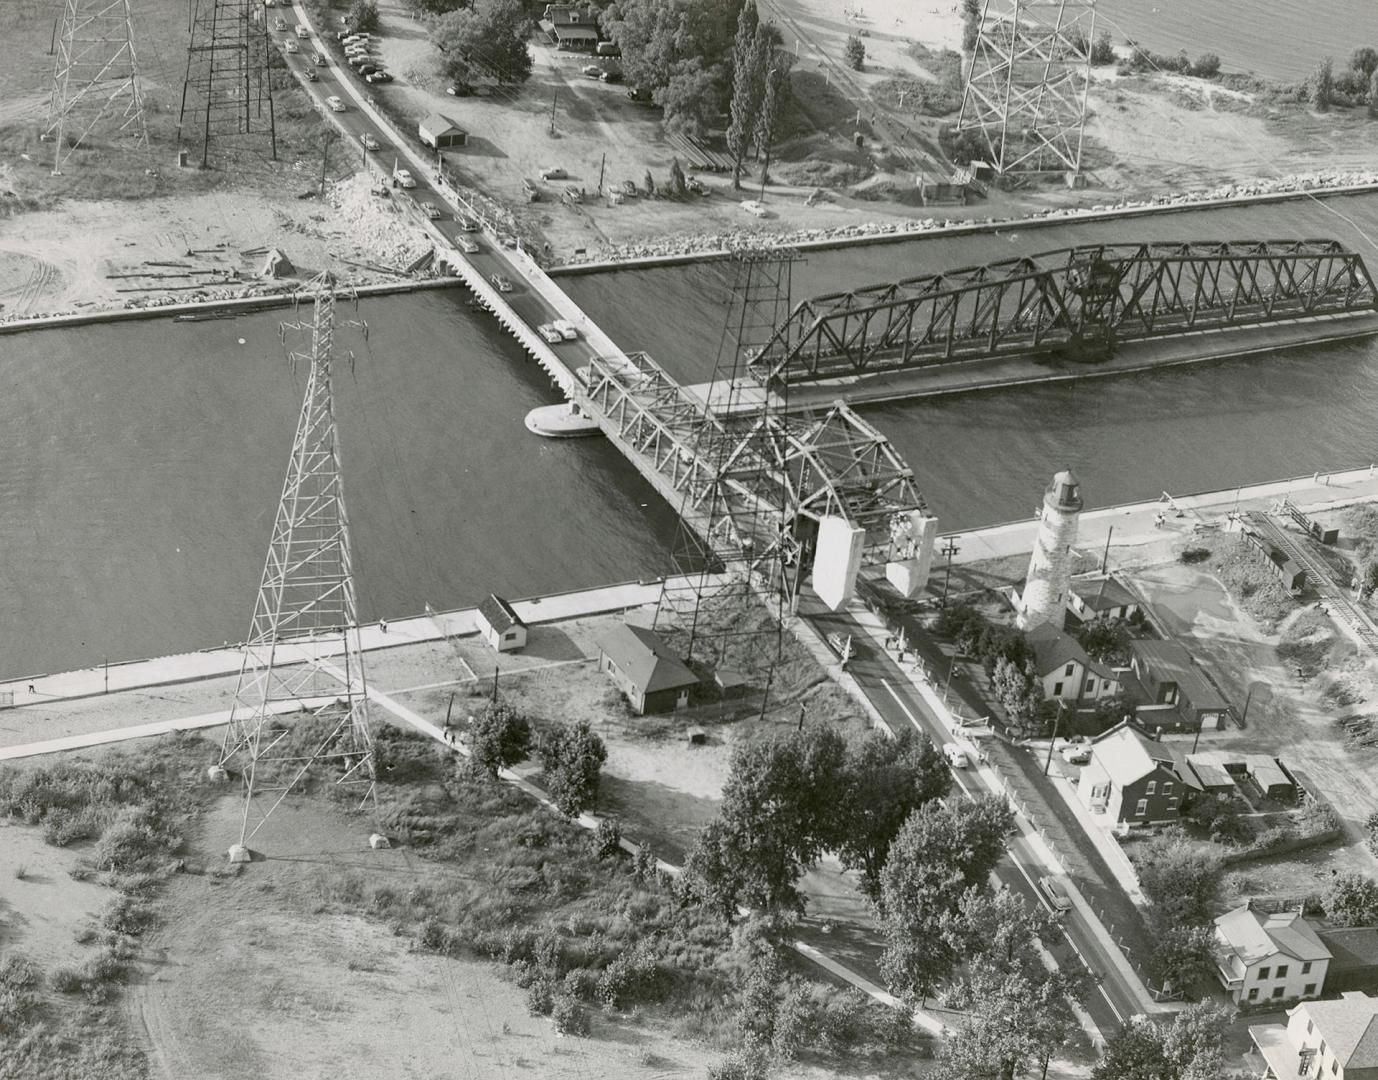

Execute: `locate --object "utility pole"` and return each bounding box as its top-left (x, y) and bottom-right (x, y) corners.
top-left (491, 662), bottom-right (500, 703)
top-left (597, 152), bottom-right (606, 195)
top-left (319, 127), bottom-right (334, 195)
top-left (940, 535), bottom-right (961, 609)
top-left (1044, 700), bottom-right (1065, 775)
top-left (549, 91), bottom-right (557, 135)
top-left (1101, 525), bottom-right (1113, 574)
top-left (104, 655), bottom-right (109, 694)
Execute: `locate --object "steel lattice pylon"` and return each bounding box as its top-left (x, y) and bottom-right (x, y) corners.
top-left (955, 0), bottom-right (1094, 177)
top-left (44, 0), bottom-right (149, 173)
top-left (180, 0), bottom-right (277, 167)
top-left (221, 275), bottom-right (375, 856)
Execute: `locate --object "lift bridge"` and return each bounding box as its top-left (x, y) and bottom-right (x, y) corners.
top-left (745, 239), bottom-right (1378, 384)
top-left (579, 350), bottom-right (926, 590)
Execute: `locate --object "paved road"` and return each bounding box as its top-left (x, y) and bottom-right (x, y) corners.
top-left (803, 604), bottom-right (1139, 1040)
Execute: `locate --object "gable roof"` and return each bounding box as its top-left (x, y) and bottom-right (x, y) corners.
top-left (419, 112), bottom-right (464, 138)
top-left (596, 623), bottom-right (697, 695)
top-left (1296, 993), bottom-right (1378, 1070)
top-left (1071, 576), bottom-right (1138, 613)
top-left (477, 593), bottom-right (522, 632)
top-left (1025, 623), bottom-right (1114, 680)
top-left (1087, 721), bottom-right (1182, 787)
top-left (1131, 639), bottom-right (1229, 711)
top-left (1215, 904), bottom-right (1331, 966)
top-left (1318, 929), bottom-right (1378, 976)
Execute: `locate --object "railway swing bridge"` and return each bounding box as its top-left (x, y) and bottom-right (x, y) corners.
top-left (571, 239), bottom-right (1377, 600)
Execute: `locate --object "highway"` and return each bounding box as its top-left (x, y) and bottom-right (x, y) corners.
top-left (278, 4), bottom-right (605, 385)
top-left (803, 604), bottom-right (1142, 1041)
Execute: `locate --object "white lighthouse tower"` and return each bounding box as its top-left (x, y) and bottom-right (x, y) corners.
top-left (1017, 469), bottom-right (1083, 631)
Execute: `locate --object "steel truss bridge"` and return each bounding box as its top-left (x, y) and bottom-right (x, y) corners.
top-left (748, 240), bottom-right (1378, 384)
top-left (579, 351), bottom-right (926, 581)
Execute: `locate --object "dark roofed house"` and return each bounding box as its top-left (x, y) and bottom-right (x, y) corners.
top-left (1069, 576), bottom-right (1141, 622)
top-left (1127, 639), bottom-right (1230, 734)
top-left (1319, 929), bottom-right (1378, 995)
top-left (596, 623), bottom-right (697, 715)
top-left (1024, 622), bottom-right (1121, 706)
top-left (476, 594), bottom-right (527, 653)
top-left (543, 3), bottom-right (599, 49)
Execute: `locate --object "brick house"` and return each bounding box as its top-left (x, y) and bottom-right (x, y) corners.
top-left (1076, 721), bottom-right (1185, 825)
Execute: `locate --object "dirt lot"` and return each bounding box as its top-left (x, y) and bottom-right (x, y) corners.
top-left (0, 823), bottom-right (111, 972)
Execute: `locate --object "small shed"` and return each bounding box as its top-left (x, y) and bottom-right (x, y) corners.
top-left (475, 594), bottom-right (526, 653)
top-left (595, 623), bottom-right (697, 715)
top-left (1317, 929), bottom-right (1378, 993)
top-left (419, 113), bottom-right (468, 150)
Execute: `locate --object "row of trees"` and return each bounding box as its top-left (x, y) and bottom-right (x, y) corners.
top-left (467, 701), bottom-right (607, 817)
top-left (1313, 49), bottom-right (1378, 114)
top-left (430, 0), bottom-right (534, 87)
top-left (724, 4), bottom-right (793, 186)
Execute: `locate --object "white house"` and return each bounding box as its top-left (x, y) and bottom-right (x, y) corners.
top-left (1249, 991), bottom-right (1378, 1080)
top-left (475, 594), bottom-right (526, 653)
top-left (1025, 622), bottom-right (1121, 705)
top-left (1216, 902), bottom-right (1331, 1006)
top-left (1069, 575), bottom-right (1141, 622)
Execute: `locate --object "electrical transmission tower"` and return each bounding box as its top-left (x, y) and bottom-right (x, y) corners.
top-left (44, 0), bottom-right (149, 173)
top-left (180, 0), bottom-right (277, 167)
top-left (955, 0), bottom-right (1095, 179)
top-left (653, 247), bottom-right (803, 673)
top-left (220, 273), bottom-right (374, 861)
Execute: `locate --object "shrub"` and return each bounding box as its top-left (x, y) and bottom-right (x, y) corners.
top-left (596, 941), bottom-right (662, 1009)
top-left (540, 720), bottom-right (608, 818)
top-left (1323, 872), bottom-right (1378, 927)
top-left (844, 35), bottom-right (865, 71)
top-left (1179, 547), bottom-right (1211, 564)
top-left (0, 953), bottom-right (43, 1028)
top-left (469, 702), bottom-right (531, 778)
top-left (632, 845), bottom-right (659, 883)
top-left (552, 994), bottom-right (591, 1035)
top-left (525, 973), bottom-right (555, 1016)
top-left (102, 895), bottom-right (157, 937)
top-left (708, 1045), bottom-right (772, 1080)
top-left (50, 967), bottom-right (84, 993)
top-left (563, 967), bottom-right (599, 1001)
top-left (1367, 811), bottom-right (1378, 856)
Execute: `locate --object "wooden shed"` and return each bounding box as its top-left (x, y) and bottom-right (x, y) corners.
top-left (419, 113), bottom-right (468, 150)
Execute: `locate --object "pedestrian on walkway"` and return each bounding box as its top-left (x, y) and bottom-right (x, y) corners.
top-left (27, 683), bottom-right (35, 694)
top-left (379, 618), bottom-right (388, 634)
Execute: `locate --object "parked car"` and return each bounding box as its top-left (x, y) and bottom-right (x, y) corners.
top-left (366, 71), bottom-right (393, 83)
top-left (326, 95), bottom-right (345, 112)
top-left (284, 39), bottom-right (299, 53)
top-left (359, 132), bottom-right (380, 151)
top-left (537, 323), bottom-right (563, 344)
top-left (303, 68), bottom-right (319, 81)
top-left (551, 319), bottom-right (578, 341)
top-left (393, 167), bottom-right (415, 188)
top-left (294, 24), bottom-right (309, 38)
top-left (581, 64), bottom-right (601, 78)
top-left (357, 64), bottom-right (379, 76)
top-left (446, 82), bottom-right (472, 96)
top-left (943, 742), bottom-right (969, 769)
top-left (626, 87), bottom-right (653, 103)
top-left (274, 18), bottom-right (288, 30)
top-left (456, 236), bottom-right (480, 254)
top-left (1060, 742), bottom-right (1092, 765)
top-left (686, 176), bottom-right (707, 195)
top-left (421, 202), bottom-right (442, 220)
top-left (490, 273), bottom-right (514, 293)
top-left (539, 166), bottom-right (567, 180)
top-left (1039, 876), bottom-right (1072, 913)
top-left (740, 199), bottom-right (766, 217)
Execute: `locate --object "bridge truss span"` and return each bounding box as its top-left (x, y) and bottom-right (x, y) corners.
top-left (749, 239), bottom-right (1378, 385)
top-left (579, 351), bottom-right (926, 583)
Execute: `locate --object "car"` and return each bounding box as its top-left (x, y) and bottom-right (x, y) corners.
top-left (342, 33), bottom-right (369, 43)
top-left (942, 742), bottom-right (969, 769)
top-left (1060, 742), bottom-right (1092, 765)
top-left (326, 95), bottom-right (345, 112)
top-left (599, 70), bottom-right (622, 82)
top-left (304, 68), bottom-right (319, 81)
top-left (456, 216), bottom-right (479, 232)
top-left (620, 179), bottom-right (637, 196)
top-left (740, 199), bottom-right (766, 217)
top-left (686, 176), bottom-right (707, 195)
top-left (393, 167), bottom-right (415, 188)
top-left (357, 64), bottom-right (379, 76)
top-left (1039, 876), bottom-right (1072, 913)
top-left (366, 71), bottom-right (393, 83)
top-left (456, 236), bottom-right (480, 254)
top-left (581, 64), bottom-right (601, 78)
top-left (446, 82), bottom-right (472, 96)
top-left (626, 87), bottom-right (653, 103)
top-left (551, 319), bottom-right (578, 341)
top-left (420, 202), bottom-right (442, 220)
top-left (294, 24), bottom-right (309, 38)
top-left (825, 631), bottom-right (855, 664)
top-left (539, 166), bottom-right (567, 181)
top-left (359, 132), bottom-right (379, 151)
top-left (490, 273), bottom-right (514, 293)
top-left (345, 44), bottom-right (373, 56)
top-left (312, 52), bottom-right (327, 66)
top-left (346, 48), bottom-right (373, 60)
top-left (284, 39), bottom-right (299, 53)
top-left (537, 323), bottom-right (563, 344)
top-left (273, 18), bottom-right (287, 30)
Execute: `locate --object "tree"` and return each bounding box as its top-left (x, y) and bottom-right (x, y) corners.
top-left (1094, 1002), bottom-right (1234, 1080)
top-left (1092, 1018), bottom-right (1170, 1080)
top-left (753, 55), bottom-right (792, 187)
top-left (1149, 924), bottom-right (1217, 1000)
top-left (844, 35), bottom-right (865, 71)
top-left (1075, 617), bottom-right (1131, 665)
top-left (937, 962), bottom-right (1080, 1080)
top-left (642, 167), bottom-right (655, 196)
top-left (1313, 56), bottom-right (1335, 111)
top-left (1135, 831), bottom-right (1221, 925)
top-left (349, 0), bottom-right (380, 34)
top-left (960, 0), bottom-right (981, 52)
top-left (725, 1), bottom-right (764, 188)
top-left (1370, 69), bottom-right (1378, 118)
top-left (668, 156), bottom-right (687, 196)
top-left (601, 0), bottom-right (740, 97)
top-left (657, 57), bottom-right (724, 139)
top-left (835, 729), bottom-right (951, 900)
top-left (877, 797), bottom-right (1015, 1000)
top-left (538, 719), bottom-right (608, 817)
top-left (1323, 872), bottom-right (1378, 927)
top-left (1352, 46), bottom-right (1378, 81)
top-left (468, 701), bottom-right (531, 777)
top-left (682, 728), bottom-right (848, 915)
top-left (940, 887), bottom-right (1059, 978)
top-left (1090, 30), bottom-right (1116, 65)
top-left (431, 0), bottom-right (534, 86)
top-left (991, 656), bottom-right (1042, 733)
top-left (1189, 53), bottom-right (1221, 79)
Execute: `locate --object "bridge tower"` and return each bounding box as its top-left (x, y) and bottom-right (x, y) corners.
top-left (180, 0), bottom-right (277, 167)
top-left (1018, 468), bottom-right (1083, 631)
top-left (955, 0), bottom-right (1095, 180)
top-left (218, 273), bottom-right (375, 862)
top-left (44, 0), bottom-right (149, 174)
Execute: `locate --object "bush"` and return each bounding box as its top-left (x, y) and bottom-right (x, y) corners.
top-left (596, 941), bottom-right (662, 1009)
top-left (631, 844), bottom-right (659, 883)
top-left (50, 966), bottom-right (84, 994)
top-left (844, 35), bottom-right (865, 71)
top-left (1323, 872), bottom-right (1378, 927)
top-left (525, 973), bottom-right (555, 1016)
top-left (1367, 811), bottom-right (1378, 856)
top-left (708, 1045), bottom-right (772, 1080)
top-left (590, 817), bottom-right (622, 860)
top-left (0, 953), bottom-right (43, 1027)
top-left (1179, 547), bottom-right (1211, 564)
top-left (539, 720), bottom-right (608, 818)
top-left (1090, 30), bottom-right (1116, 65)
top-left (552, 995), bottom-right (591, 1035)
top-left (563, 967), bottom-right (599, 1001)
top-left (469, 702), bottom-right (531, 778)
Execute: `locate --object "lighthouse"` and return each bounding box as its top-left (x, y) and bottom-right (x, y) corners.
top-left (1017, 469), bottom-right (1083, 631)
